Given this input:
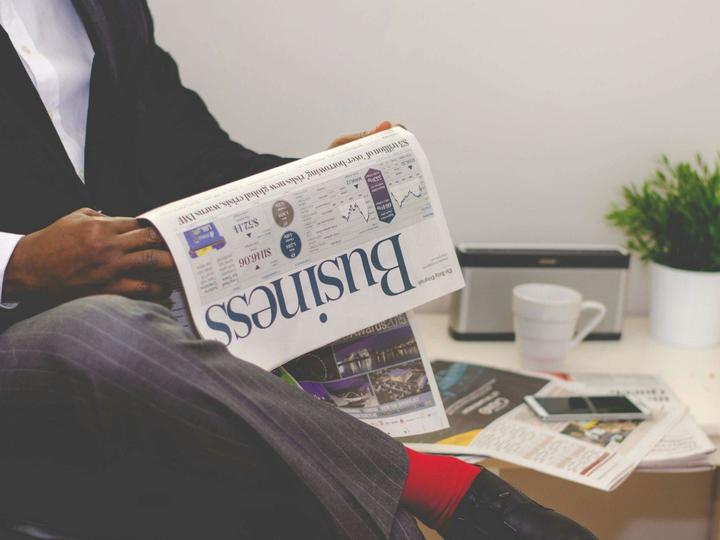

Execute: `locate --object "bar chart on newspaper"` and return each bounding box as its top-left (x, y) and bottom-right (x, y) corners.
top-left (142, 128), bottom-right (464, 369)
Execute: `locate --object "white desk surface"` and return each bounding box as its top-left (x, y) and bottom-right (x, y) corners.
top-left (414, 314), bottom-right (720, 439)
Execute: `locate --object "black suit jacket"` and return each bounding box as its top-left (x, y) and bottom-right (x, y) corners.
top-left (0, 0), bottom-right (292, 235)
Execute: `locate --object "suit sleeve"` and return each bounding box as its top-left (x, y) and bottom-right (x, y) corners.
top-left (132, 7), bottom-right (295, 206)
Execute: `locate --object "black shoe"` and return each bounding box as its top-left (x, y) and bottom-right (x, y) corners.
top-left (439, 469), bottom-right (598, 540)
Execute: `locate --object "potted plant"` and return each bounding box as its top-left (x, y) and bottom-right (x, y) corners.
top-left (607, 154), bottom-right (720, 347)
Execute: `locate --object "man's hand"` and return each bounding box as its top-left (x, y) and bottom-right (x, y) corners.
top-left (327, 120), bottom-right (396, 149)
top-left (4, 208), bottom-right (175, 303)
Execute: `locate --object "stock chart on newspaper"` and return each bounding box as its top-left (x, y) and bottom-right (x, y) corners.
top-left (301, 152), bottom-right (431, 252)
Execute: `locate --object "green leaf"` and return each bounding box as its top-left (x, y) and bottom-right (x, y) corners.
top-left (606, 153), bottom-right (720, 271)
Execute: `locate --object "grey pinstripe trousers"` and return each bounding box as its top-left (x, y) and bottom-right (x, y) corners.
top-left (0, 295), bottom-right (424, 540)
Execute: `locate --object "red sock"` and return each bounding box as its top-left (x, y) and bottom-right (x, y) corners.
top-left (400, 448), bottom-right (482, 529)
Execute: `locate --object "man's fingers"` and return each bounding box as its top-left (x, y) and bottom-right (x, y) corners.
top-left (78, 207), bottom-right (102, 217)
top-left (117, 226), bottom-right (166, 251)
top-left (119, 249), bottom-right (175, 272)
top-left (74, 208), bottom-right (141, 234)
top-left (104, 216), bottom-right (143, 234)
top-left (329, 133), bottom-right (363, 148)
top-left (104, 278), bottom-right (167, 299)
top-left (373, 120), bottom-right (393, 132)
top-left (327, 120), bottom-right (395, 149)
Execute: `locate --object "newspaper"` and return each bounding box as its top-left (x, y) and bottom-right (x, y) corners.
top-left (276, 313), bottom-right (449, 438)
top-left (141, 127), bottom-right (464, 370)
top-left (566, 373), bottom-right (716, 471)
top-left (405, 361), bottom-right (685, 491)
top-left (401, 361), bottom-right (554, 449)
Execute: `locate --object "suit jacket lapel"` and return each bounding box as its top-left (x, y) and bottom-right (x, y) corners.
top-left (71, 0), bottom-right (119, 84)
top-left (0, 25), bottom-right (84, 198)
top-left (71, 0), bottom-right (123, 201)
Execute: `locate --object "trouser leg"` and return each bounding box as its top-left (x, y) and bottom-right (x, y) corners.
top-left (0, 295), bottom-right (423, 540)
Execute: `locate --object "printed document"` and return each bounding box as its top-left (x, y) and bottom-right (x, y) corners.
top-left (404, 361), bottom-right (685, 491)
top-left (277, 313), bottom-right (448, 437)
top-left (142, 128), bottom-right (464, 370)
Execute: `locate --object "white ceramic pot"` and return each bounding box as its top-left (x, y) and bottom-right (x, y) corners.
top-left (650, 262), bottom-right (720, 347)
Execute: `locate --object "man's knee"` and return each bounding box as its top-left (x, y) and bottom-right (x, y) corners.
top-left (6, 295), bottom-right (180, 362)
top-left (47, 294), bottom-right (173, 333)
top-left (0, 296), bottom-right (178, 411)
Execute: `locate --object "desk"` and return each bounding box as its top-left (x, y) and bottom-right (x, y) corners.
top-left (414, 314), bottom-right (720, 540)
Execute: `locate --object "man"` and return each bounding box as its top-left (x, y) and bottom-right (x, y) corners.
top-left (0, 1), bottom-right (597, 539)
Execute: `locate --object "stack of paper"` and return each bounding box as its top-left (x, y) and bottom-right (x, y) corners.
top-left (567, 373), bottom-right (716, 473)
top-left (402, 361), bottom-right (715, 491)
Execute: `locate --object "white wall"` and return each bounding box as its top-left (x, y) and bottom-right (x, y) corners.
top-left (149, 0), bottom-right (720, 314)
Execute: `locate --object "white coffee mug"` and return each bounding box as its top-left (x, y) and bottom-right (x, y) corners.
top-left (512, 283), bottom-right (607, 371)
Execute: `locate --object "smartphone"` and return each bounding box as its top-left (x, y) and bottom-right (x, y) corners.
top-left (523, 395), bottom-right (652, 422)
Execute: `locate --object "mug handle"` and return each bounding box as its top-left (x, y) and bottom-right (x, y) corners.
top-left (568, 301), bottom-right (607, 350)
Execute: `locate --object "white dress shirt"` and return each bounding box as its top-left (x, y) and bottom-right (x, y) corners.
top-left (0, 0), bottom-right (94, 305)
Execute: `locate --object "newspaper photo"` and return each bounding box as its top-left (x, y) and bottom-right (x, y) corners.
top-left (141, 127), bottom-right (464, 369)
top-left (404, 360), bottom-right (685, 491)
top-left (276, 313), bottom-right (449, 438)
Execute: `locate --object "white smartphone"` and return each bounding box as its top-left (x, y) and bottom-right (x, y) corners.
top-left (523, 395), bottom-right (652, 422)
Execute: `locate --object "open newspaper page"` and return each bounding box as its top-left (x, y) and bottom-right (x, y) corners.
top-left (566, 373), bottom-right (716, 471)
top-left (275, 313), bottom-right (449, 438)
top-left (141, 128), bottom-right (464, 370)
top-left (401, 361), bottom-right (554, 450)
top-left (403, 360), bottom-right (685, 491)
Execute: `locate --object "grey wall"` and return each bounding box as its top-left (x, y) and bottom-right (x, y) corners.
top-left (148, 0), bottom-right (720, 314)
